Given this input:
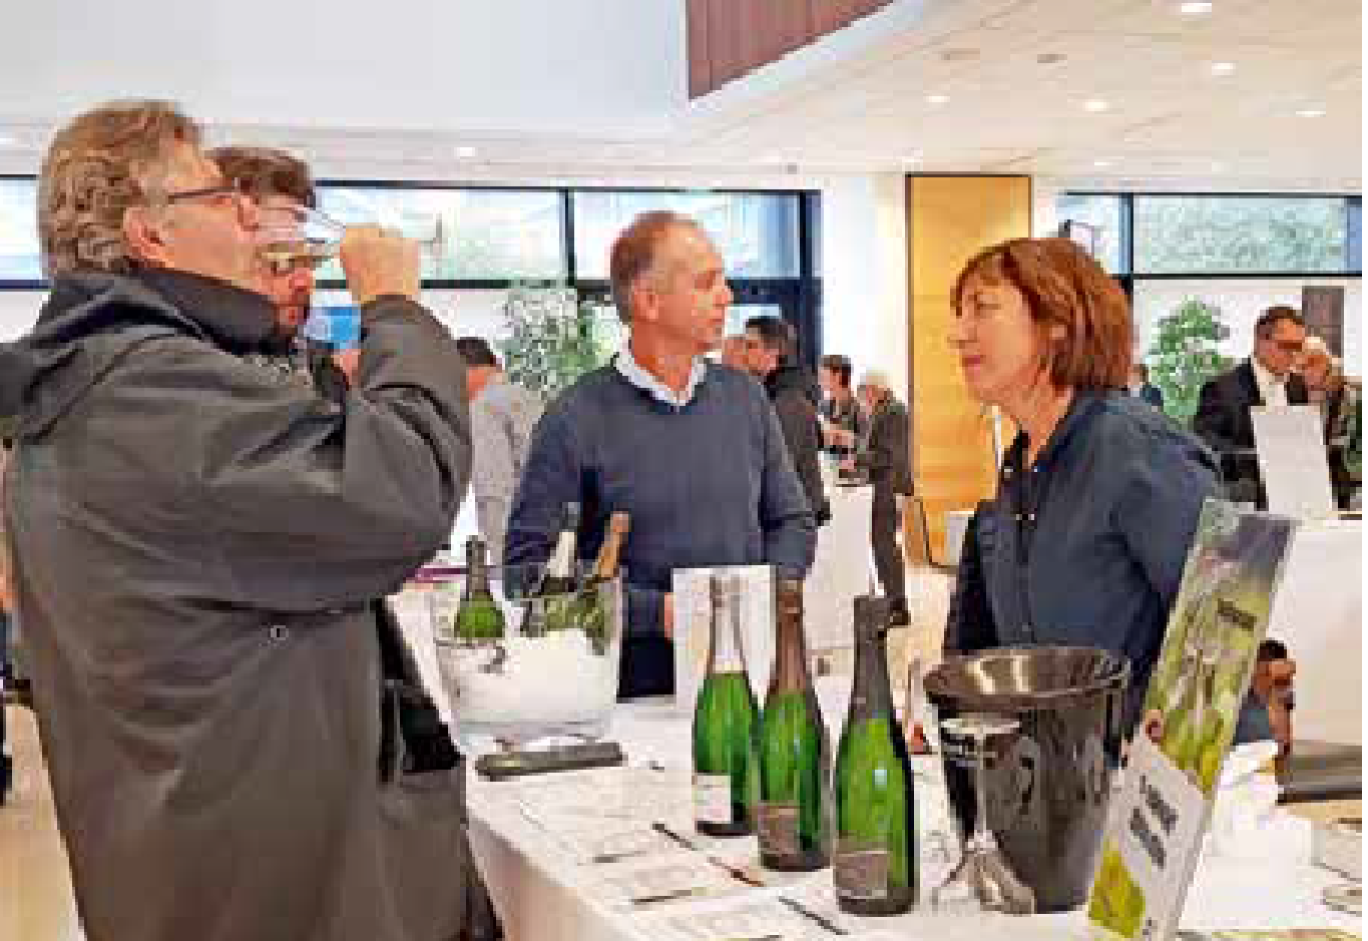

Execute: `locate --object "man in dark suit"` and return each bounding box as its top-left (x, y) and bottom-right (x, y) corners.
top-left (846, 370), bottom-right (913, 626)
top-left (1193, 305), bottom-right (1309, 503)
top-left (1129, 363), bottom-right (1165, 410)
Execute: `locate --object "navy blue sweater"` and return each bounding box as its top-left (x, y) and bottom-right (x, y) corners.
top-left (505, 362), bottom-right (817, 694)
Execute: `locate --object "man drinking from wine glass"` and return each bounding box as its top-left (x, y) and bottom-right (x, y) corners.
top-left (506, 210), bottom-right (816, 699)
top-left (0, 99), bottom-right (480, 941)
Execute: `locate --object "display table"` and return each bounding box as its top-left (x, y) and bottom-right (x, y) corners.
top-left (465, 676), bottom-right (1359, 941)
top-left (1266, 518), bottom-right (1362, 745)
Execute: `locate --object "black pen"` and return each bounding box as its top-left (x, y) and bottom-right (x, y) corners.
top-left (650, 822), bottom-right (766, 888)
top-left (777, 896), bottom-right (849, 936)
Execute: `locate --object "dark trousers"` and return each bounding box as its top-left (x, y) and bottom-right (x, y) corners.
top-left (619, 634), bottom-right (675, 699)
top-left (871, 486), bottom-right (905, 604)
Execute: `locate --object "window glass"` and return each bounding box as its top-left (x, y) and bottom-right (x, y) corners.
top-left (1132, 196), bottom-right (1348, 274)
top-left (572, 191), bottom-right (799, 279)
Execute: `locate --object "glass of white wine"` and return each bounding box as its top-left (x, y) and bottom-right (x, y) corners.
top-left (256, 204), bottom-right (446, 275)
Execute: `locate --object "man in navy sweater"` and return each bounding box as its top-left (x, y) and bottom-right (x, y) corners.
top-left (505, 211), bottom-right (817, 698)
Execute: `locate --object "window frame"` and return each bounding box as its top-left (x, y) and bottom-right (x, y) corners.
top-left (0, 175), bottom-right (826, 365)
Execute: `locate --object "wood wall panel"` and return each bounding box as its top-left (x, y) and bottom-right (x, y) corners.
top-left (688, 0), bottom-right (895, 98)
top-left (687, 0), bottom-right (712, 98)
top-left (907, 176), bottom-right (1032, 564)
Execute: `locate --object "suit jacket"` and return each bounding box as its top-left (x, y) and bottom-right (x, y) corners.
top-left (1193, 359), bottom-right (1309, 453)
top-left (856, 394), bottom-right (914, 497)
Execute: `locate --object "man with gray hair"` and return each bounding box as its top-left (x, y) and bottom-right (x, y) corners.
top-left (0, 100), bottom-right (475, 941)
top-left (848, 369), bottom-right (913, 625)
top-left (457, 335), bottom-right (542, 560)
top-left (506, 210), bottom-right (815, 698)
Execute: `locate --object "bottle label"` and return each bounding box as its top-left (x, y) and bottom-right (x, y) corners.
top-left (833, 838), bottom-right (890, 901)
top-left (694, 774), bottom-right (734, 825)
top-left (756, 802), bottom-right (800, 857)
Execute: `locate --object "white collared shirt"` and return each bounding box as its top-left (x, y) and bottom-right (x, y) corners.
top-left (614, 343), bottom-right (707, 408)
top-left (1250, 356), bottom-right (1289, 407)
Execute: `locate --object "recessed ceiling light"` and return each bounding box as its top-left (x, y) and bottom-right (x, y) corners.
top-left (1178, 1), bottom-right (1213, 14)
top-left (1083, 99), bottom-right (1111, 113)
top-left (1093, 159), bottom-right (1112, 169)
top-left (453, 145), bottom-right (477, 158)
top-left (1210, 62), bottom-right (1236, 75)
top-left (1296, 108), bottom-right (1326, 118)
top-left (1210, 161), bottom-right (1226, 171)
top-left (0, 134), bottom-right (16, 148)
top-left (926, 94), bottom-right (949, 105)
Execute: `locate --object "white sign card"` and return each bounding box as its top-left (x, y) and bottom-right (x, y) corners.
top-left (671, 565), bottom-right (774, 715)
top-left (1251, 404), bottom-right (1336, 520)
top-left (1088, 500), bottom-right (1298, 940)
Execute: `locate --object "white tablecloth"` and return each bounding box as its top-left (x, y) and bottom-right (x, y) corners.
top-left (466, 676), bottom-right (1359, 941)
top-left (1266, 518), bottom-right (1362, 745)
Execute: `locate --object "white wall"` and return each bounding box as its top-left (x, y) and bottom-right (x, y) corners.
top-left (819, 173), bottom-right (909, 397)
top-left (0, 1), bottom-right (684, 137)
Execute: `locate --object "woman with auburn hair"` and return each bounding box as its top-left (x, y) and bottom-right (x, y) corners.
top-left (943, 237), bottom-right (1222, 731)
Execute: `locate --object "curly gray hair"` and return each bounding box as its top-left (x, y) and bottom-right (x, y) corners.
top-left (38, 100), bottom-right (200, 277)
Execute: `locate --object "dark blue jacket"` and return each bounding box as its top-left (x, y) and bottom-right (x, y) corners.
top-left (947, 390), bottom-right (1221, 722)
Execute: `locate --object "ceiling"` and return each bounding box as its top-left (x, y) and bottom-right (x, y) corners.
top-left (0, 0), bottom-right (1360, 191)
top-left (675, 0), bottom-right (1362, 189)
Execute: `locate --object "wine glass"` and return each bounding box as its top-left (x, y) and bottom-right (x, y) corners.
top-left (255, 203), bottom-right (446, 274)
top-left (932, 712), bottom-right (1036, 915)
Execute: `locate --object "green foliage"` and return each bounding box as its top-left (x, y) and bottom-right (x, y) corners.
top-left (499, 286), bottom-right (617, 402)
top-left (1133, 197), bottom-right (1346, 274)
top-left (1147, 298), bottom-right (1233, 425)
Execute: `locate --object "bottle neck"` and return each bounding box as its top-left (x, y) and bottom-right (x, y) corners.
top-left (547, 528), bottom-right (576, 580)
top-left (771, 604), bottom-right (812, 692)
top-left (708, 587), bottom-right (746, 674)
top-left (850, 628), bottom-right (893, 717)
top-left (592, 530), bottom-right (624, 583)
top-left (465, 543), bottom-right (491, 597)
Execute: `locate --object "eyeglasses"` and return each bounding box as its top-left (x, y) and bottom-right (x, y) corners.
top-left (164, 180), bottom-right (245, 208)
top-left (1273, 340), bottom-right (1305, 354)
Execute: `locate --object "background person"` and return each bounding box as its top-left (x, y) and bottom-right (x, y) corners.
top-left (456, 336), bottom-right (543, 561)
top-left (845, 370), bottom-right (913, 625)
top-left (818, 352), bottom-right (867, 461)
top-left (741, 316), bottom-right (829, 525)
top-left (1193, 306), bottom-right (1309, 504)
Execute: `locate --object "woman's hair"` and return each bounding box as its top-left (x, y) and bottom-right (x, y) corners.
top-left (953, 237), bottom-right (1133, 390)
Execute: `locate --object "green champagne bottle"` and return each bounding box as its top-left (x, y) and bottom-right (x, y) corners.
top-left (758, 578), bottom-right (831, 871)
top-left (833, 594), bottom-right (917, 915)
top-left (692, 572), bottom-right (760, 838)
top-left (454, 537), bottom-right (505, 641)
top-left (573, 511), bottom-right (630, 653)
top-left (521, 502), bottom-right (580, 635)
